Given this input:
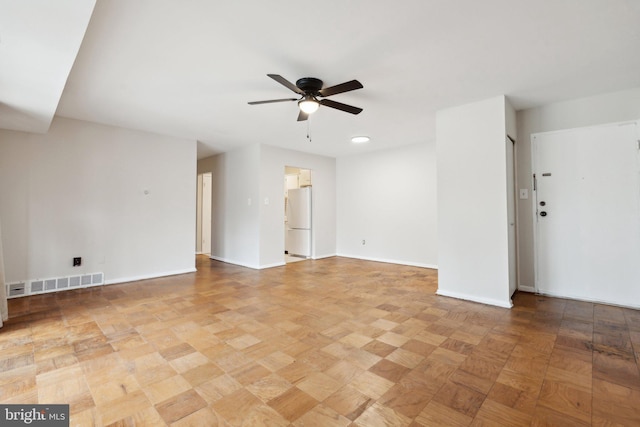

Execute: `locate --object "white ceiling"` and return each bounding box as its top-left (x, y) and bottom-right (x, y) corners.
top-left (0, 0), bottom-right (95, 133)
top-left (3, 1), bottom-right (640, 159)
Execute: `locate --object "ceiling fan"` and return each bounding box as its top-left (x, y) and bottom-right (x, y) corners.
top-left (248, 74), bottom-right (363, 121)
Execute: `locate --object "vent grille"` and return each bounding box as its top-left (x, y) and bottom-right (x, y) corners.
top-left (31, 280), bottom-right (44, 293)
top-left (7, 282), bottom-right (26, 297)
top-left (92, 273), bottom-right (103, 285)
top-left (7, 273), bottom-right (105, 298)
top-left (45, 279), bottom-right (56, 291)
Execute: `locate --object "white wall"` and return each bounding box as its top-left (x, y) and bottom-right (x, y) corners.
top-left (336, 142), bottom-right (437, 268)
top-left (436, 96), bottom-right (512, 308)
top-left (0, 221), bottom-right (7, 325)
top-left (199, 144), bottom-right (336, 269)
top-left (260, 145), bottom-right (336, 266)
top-left (198, 145), bottom-right (261, 268)
top-left (0, 117), bottom-right (197, 285)
top-left (505, 99), bottom-right (518, 296)
top-left (516, 87), bottom-right (640, 289)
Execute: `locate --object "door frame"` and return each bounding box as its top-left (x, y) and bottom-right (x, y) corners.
top-left (531, 134), bottom-right (540, 294)
top-left (506, 135), bottom-right (518, 298)
top-left (284, 166), bottom-right (313, 263)
top-left (201, 172), bottom-right (212, 254)
top-left (196, 172), bottom-right (212, 255)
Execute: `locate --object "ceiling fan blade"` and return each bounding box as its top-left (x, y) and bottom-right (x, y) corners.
top-left (297, 110), bottom-right (309, 122)
top-left (248, 98), bottom-right (297, 105)
top-left (318, 80), bottom-right (363, 97)
top-left (267, 74), bottom-right (304, 95)
top-left (319, 99), bottom-right (363, 115)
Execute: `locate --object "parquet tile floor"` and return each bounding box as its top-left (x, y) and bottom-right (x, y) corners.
top-left (1, 255), bottom-right (640, 426)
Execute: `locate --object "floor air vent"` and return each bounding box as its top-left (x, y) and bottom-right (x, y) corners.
top-left (30, 280), bottom-right (44, 293)
top-left (7, 273), bottom-right (105, 298)
top-left (6, 282), bottom-right (26, 297)
top-left (92, 273), bottom-right (103, 285)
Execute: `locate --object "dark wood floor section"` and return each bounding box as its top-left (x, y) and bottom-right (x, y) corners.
top-left (1, 256), bottom-right (639, 426)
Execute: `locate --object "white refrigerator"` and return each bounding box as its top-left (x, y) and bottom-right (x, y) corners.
top-left (286, 187), bottom-right (311, 257)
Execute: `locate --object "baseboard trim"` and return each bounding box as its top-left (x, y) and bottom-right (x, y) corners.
top-left (436, 289), bottom-right (513, 309)
top-left (313, 253), bottom-right (337, 260)
top-left (209, 255), bottom-right (260, 270)
top-left (209, 256), bottom-right (285, 270)
top-left (534, 289), bottom-right (640, 310)
top-left (105, 268), bottom-right (197, 286)
top-left (336, 253), bottom-right (438, 270)
top-left (208, 253), bottom-right (436, 271)
top-left (209, 255), bottom-right (286, 270)
top-left (260, 262), bottom-right (286, 269)
top-left (517, 285), bottom-right (536, 293)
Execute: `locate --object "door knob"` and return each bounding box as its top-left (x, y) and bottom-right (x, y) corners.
top-left (540, 211), bottom-right (547, 217)
top-left (540, 201), bottom-right (546, 206)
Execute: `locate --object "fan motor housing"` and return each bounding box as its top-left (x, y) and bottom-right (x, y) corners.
top-left (296, 77), bottom-right (323, 93)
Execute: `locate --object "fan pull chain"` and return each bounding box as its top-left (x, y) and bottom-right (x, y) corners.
top-left (306, 117), bottom-right (312, 143)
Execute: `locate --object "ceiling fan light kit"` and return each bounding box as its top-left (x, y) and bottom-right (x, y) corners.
top-left (248, 74), bottom-right (363, 121)
top-left (298, 96), bottom-right (319, 114)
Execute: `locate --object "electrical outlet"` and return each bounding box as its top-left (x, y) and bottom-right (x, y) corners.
top-left (73, 257), bottom-right (82, 267)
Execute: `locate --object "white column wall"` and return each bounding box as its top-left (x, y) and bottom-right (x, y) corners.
top-left (436, 96), bottom-right (512, 308)
top-left (198, 145), bottom-right (261, 268)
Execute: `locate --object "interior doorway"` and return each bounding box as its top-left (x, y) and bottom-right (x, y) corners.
top-left (196, 172), bottom-right (212, 255)
top-left (284, 166), bottom-right (312, 264)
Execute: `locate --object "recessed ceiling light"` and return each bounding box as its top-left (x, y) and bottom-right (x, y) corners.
top-left (351, 136), bottom-right (370, 144)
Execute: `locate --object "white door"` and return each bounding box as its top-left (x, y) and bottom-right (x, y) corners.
top-left (532, 121), bottom-right (640, 307)
top-left (196, 174), bottom-right (203, 253)
top-left (201, 173), bottom-right (212, 254)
